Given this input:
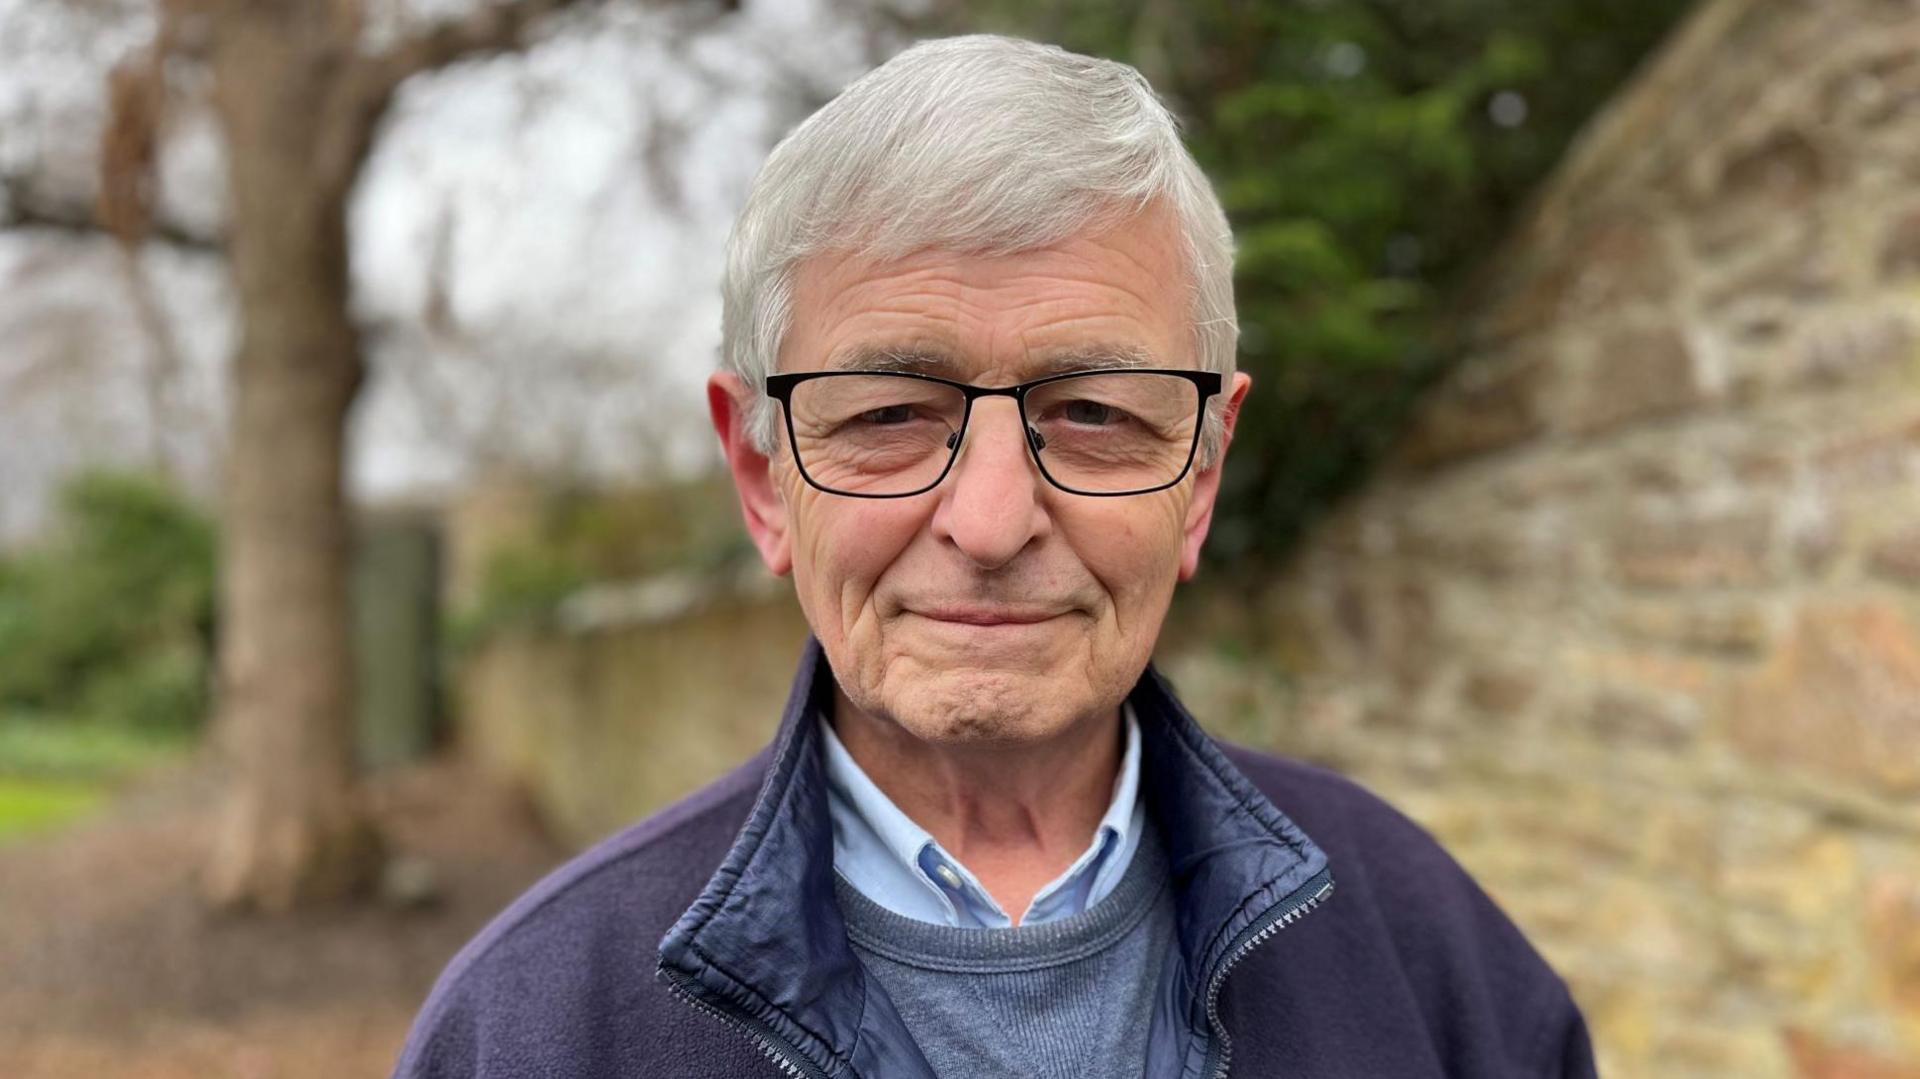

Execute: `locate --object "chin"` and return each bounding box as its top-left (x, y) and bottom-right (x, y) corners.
top-left (879, 665), bottom-right (1081, 746)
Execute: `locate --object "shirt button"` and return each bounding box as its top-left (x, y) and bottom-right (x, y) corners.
top-left (933, 864), bottom-right (963, 889)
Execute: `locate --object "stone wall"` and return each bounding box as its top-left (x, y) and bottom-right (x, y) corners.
top-left (455, 582), bottom-right (810, 846)
top-left (1164, 1), bottom-right (1920, 1074)
top-left (442, 474), bottom-right (812, 845)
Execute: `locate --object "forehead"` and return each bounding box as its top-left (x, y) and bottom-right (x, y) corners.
top-left (778, 208), bottom-right (1192, 382)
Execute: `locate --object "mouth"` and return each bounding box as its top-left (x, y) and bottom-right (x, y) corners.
top-left (909, 606), bottom-right (1068, 627)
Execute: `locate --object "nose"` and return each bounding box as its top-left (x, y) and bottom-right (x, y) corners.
top-left (928, 398), bottom-right (1052, 570)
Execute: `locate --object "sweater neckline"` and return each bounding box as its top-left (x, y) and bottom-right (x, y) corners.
top-left (834, 821), bottom-right (1169, 974)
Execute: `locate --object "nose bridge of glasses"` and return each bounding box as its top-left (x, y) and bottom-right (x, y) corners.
top-left (948, 391), bottom-right (1044, 457)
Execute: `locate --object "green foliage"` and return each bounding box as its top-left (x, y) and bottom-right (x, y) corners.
top-left (942, 0), bottom-right (1688, 561)
top-left (0, 470), bottom-right (217, 732)
top-left (448, 542), bottom-right (594, 650)
top-left (449, 476), bottom-right (756, 649)
top-left (0, 716), bottom-right (190, 780)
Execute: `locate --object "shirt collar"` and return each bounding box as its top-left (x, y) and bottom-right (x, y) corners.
top-left (818, 702), bottom-right (1144, 928)
top-left (657, 637), bottom-right (1331, 1079)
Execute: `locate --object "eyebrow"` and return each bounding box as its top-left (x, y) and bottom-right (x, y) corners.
top-left (1037, 345), bottom-right (1155, 374)
top-left (823, 343), bottom-right (1158, 378)
top-left (825, 346), bottom-right (956, 374)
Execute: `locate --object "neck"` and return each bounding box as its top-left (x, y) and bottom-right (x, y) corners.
top-left (828, 687), bottom-right (1124, 925)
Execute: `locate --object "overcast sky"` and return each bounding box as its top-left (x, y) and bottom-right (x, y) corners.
top-left (0, 0), bottom-right (893, 542)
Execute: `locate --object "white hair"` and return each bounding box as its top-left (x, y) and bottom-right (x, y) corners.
top-left (720, 34), bottom-right (1239, 464)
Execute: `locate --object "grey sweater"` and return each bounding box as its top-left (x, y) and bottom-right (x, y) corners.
top-left (834, 824), bottom-right (1175, 1078)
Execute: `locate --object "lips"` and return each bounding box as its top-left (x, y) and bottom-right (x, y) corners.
top-left (911, 606), bottom-right (1065, 626)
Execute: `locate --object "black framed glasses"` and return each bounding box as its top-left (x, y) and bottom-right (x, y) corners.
top-left (763, 368), bottom-right (1222, 498)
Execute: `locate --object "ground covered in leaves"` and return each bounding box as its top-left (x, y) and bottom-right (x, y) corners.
top-left (0, 754), bottom-right (566, 1079)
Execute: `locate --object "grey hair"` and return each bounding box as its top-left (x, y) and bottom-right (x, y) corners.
top-left (720, 34), bottom-right (1239, 465)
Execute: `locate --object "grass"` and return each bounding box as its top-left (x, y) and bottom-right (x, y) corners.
top-left (0, 776), bottom-right (112, 841)
top-left (0, 715), bottom-right (194, 843)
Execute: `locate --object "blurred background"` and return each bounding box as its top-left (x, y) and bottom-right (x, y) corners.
top-left (1, 0), bottom-right (1917, 1075)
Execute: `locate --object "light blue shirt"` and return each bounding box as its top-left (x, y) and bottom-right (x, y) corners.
top-left (818, 704), bottom-right (1145, 928)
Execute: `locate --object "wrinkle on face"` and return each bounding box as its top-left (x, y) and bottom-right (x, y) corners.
top-left (772, 204), bottom-right (1201, 747)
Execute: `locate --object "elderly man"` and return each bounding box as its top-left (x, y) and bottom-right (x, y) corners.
top-left (393, 35), bottom-right (1595, 1079)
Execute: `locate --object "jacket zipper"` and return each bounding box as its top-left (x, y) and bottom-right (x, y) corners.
top-left (1200, 868), bottom-right (1335, 1079)
top-left (658, 965), bottom-right (832, 1079)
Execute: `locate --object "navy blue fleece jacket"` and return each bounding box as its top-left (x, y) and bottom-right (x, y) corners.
top-left (392, 640), bottom-right (1596, 1077)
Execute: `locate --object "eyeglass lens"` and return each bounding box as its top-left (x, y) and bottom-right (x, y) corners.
top-left (785, 372), bottom-right (1202, 496)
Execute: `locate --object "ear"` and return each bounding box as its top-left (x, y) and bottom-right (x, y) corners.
top-left (709, 371), bottom-right (793, 576)
top-left (1179, 371), bottom-right (1251, 581)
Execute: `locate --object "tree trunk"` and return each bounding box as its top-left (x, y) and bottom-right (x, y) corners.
top-left (186, 0), bottom-right (602, 910)
top-left (200, 2), bottom-right (384, 911)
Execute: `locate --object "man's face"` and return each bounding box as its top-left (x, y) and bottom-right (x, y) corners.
top-left (713, 206), bottom-right (1249, 746)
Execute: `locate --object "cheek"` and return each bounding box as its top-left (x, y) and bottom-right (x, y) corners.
top-left (788, 491), bottom-right (924, 622)
top-left (1064, 494), bottom-right (1189, 613)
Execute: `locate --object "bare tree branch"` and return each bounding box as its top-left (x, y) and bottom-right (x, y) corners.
top-left (1, 175), bottom-right (220, 251)
top-left (99, 33), bottom-right (165, 246)
top-left (355, 0), bottom-right (600, 113)
top-left (116, 242), bottom-right (191, 479)
top-left (316, 0), bottom-right (607, 210)
top-left (357, 0), bottom-right (740, 116)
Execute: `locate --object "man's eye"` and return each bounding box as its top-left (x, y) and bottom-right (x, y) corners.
top-left (1062, 400), bottom-right (1119, 425)
top-left (857, 405), bottom-right (916, 424)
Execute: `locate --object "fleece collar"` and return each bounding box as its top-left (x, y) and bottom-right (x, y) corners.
top-left (657, 637), bottom-right (1331, 1078)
